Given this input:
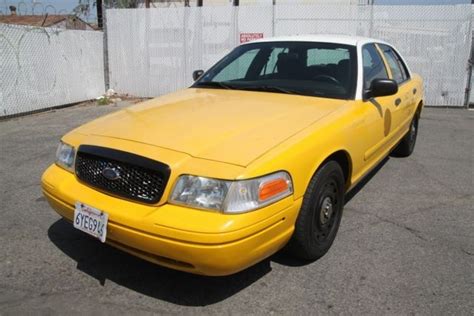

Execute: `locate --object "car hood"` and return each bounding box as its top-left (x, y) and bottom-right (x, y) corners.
top-left (74, 88), bottom-right (348, 167)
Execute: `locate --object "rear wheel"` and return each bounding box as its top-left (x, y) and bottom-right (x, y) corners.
top-left (286, 161), bottom-right (345, 261)
top-left (391, 114), bottom-right (419, 157)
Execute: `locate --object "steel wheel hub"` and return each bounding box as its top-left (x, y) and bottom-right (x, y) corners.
top-left (320, 196), bottom-right (334, 225)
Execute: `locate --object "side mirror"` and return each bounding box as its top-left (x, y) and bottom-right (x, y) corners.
top-left (364, 79), bottom-right (398, 100)
top-left (193, 70), bottom-right (204, 81)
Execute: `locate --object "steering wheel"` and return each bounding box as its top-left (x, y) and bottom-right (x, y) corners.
top-left (312, 75), bottom-right (341, 86)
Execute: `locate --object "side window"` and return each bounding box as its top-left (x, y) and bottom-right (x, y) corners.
top-left (214, 49), bottom-right (259, 81)
top-left (379, 45), bottom-right (410, 84)
top-left (362, 44), bottom-right (389, 89)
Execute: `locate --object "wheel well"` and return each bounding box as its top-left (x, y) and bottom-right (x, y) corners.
top-left (416, 100), bottom-right (423, 118)
top-left (323, 150), bottom-right (352, 189)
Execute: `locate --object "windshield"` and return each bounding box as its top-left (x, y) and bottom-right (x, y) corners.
top-left (193, 41), bottom-right (357, 100)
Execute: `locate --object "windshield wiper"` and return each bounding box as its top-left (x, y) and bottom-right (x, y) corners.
top-left (193, 81), bottom-right (235, 90)
top-left (239, 85), bottom-right (302, 95)
top-left (194, 82), bottom-right (328, 97)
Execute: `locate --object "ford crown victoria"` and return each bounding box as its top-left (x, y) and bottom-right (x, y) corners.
top-left (42, 35), bottom-right (424, 276)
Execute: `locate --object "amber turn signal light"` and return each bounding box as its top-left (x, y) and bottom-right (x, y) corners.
top-left (259, 178), bottom-right (289, 201)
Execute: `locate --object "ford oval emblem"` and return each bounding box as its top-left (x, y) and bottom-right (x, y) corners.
top-left (102, 167), bottom-right (121, 181)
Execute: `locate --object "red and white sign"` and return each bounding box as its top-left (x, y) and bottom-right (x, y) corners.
top-left (240, 33), bottom-right (264, 44)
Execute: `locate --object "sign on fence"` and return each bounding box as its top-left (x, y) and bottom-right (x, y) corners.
top-left (240, 32), bottom-right (264, 44)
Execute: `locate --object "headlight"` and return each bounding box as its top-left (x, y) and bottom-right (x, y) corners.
top-left (169, 171), bottom-right (293, 214)
top-left (55, 142), bottom-right (75, 172)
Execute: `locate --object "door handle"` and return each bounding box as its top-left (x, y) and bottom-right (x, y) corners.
top-left (395, 98), bottom-right (402, 106)
top-left (413, 88), bottom-right (417, 95)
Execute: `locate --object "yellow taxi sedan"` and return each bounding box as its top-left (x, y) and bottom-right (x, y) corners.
top-left (42, 35), bottom-right (424, 276)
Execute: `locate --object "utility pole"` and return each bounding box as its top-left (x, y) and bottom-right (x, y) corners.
top-left (101, 0), bottom-right (109, 90)
top-left (197, 0), bottom-right (203, 6)
top-left (464, 30), bottom-right (473, 107)
top-left (96, 0), bottom-right (103, 29)
top-left (272, 0), bottom-right (275, 36)
top-left (145, 0), bottom-right (150, 8)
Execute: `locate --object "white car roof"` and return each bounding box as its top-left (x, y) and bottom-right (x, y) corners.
top-left (245, 34), bottom-right (390, 47)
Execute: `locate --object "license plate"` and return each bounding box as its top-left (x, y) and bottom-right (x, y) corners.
top-left (73, 202), bottom-right (108, 243)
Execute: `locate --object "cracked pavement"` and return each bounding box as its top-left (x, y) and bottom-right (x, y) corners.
top-left (0, 104), bottom-right (473, 315)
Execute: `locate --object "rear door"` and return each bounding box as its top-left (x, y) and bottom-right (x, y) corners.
top-left (377, 44), bottom-right (416, 141)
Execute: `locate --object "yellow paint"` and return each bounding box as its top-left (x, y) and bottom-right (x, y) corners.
top-left (42, 76), bottom-right (423, 275)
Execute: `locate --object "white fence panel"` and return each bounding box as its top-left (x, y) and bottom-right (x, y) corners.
top-left (275, 5), bottom-right (371, 37)
top-left (370, 5), bottom-right (472, 106)
top-left (200, 7), bottom-right (238, 72)
top-left (108, 6), bottom-right (274, 98)
top-left (107, 4), bottom-right (472, 106)
top-left (0, 24), bottom-right (104, 117)
top-left (237, 5), bottom-right (274, 42)
top-left (274, 4), bottom-right (472, 106)
top-left (108, 7), bottom-right (238, 97)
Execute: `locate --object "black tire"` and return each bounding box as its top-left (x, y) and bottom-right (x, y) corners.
top-left (286, 161), bottom-right (345, 261)
top-left (391, 114), bottom-right (419, 157)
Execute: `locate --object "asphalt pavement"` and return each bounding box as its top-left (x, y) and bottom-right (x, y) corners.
top-left (0, 103), bottom-right (472, 315)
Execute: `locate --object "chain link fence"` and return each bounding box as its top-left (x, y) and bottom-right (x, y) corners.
top-left (274, 4), bottom-right (472, 106)
top-left (0, 0), bottom-right (105, 117)
top-left (1, 3), bottom-right (472, 117)
top-left (0, 23), bottom-right (105, 117)
top-left (107, 6), bottom-right (272, 96)
top-left (107, 4), bottom-right (472, 107)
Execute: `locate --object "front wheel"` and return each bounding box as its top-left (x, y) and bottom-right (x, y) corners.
top-left (286, 161), bottom-right (345, 261)
top-left (391, 114), bottom-right (419, 157)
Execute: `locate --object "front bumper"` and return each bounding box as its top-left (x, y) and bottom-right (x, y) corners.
top-left (42, 164), bottom-right (301, 276)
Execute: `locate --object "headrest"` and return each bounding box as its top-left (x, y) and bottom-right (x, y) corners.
top-left (277, 52), bottom-right (302, 75)
top-left (338, 59), bottom-right (350, 68)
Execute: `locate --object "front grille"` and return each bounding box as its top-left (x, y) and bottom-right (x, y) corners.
top-left (75, 145), bottom-right (170, 204)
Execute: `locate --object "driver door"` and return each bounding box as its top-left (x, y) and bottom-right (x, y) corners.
top-left (356, 43), bottom-right (397, 175)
